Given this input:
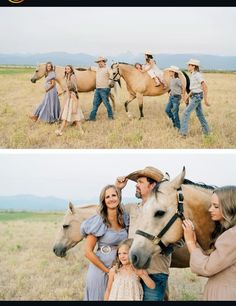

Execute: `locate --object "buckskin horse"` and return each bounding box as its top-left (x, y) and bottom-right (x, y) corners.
top-left (129, 167), bottom-right (216, 269)
top-left (109, 62), bottom-right (190, 119)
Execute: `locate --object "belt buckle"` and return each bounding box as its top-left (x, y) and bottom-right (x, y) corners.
top-left (100, 245), bottom-right (111, 254)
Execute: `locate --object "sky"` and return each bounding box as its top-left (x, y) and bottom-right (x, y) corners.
top-left (0, 7), bottom-right (236, 56)
top-left (0, 150), bottom-right (235, 203)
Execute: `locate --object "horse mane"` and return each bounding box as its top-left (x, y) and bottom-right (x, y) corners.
top-left (111, 62), bottom-right (134, 68)
top-left (154, 178), bottom-right (217, 195)
top-left (183, 178), bottom-right (217, 191)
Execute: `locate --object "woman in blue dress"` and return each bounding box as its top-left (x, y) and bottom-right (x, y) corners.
top-left (80, 184), bottom-right (129, 301)
top-left (30, 62), bottom-right (60, 123)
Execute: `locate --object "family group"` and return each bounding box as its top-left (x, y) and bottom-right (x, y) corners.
top-left (29, 51), bottom-right (210, 138)
top-left (79, 166), bottom-right (236, 301)
top-left (29, 56), bottom-right (114, 136)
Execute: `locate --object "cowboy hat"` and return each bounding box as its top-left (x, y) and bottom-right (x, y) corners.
top-left (187, 59), bottom-right (200, 67)
top-left (95, 56), bottom-right (107, 63)
top-left (126, 166), bottom-right (164, 183)
top-left (168, 65), bottom-right (180, 73)
top-left (144, 50), bottom-right (153, 55)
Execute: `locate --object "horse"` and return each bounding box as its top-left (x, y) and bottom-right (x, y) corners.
top-left (30, 63), bottom-right (117, 111)
top-left (109, 62), bottom-right (190, 119)
top-left (129, 167), bottom-right (217, 270)
top-left (53, 200), bottom-right (195, 268)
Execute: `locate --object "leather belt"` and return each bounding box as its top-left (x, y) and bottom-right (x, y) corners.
top-left (97, 245), bottom-right (118, 254)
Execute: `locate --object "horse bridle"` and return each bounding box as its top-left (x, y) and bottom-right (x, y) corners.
top-left (110, 65), bottom-right (121, 82)
top-left (135, 187), bottom-right (185, 256)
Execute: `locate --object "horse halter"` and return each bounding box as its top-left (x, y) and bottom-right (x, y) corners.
top-left (110, 66), bottom-right (121, 82)
top-left (135, 187), bottom-right (185, 256)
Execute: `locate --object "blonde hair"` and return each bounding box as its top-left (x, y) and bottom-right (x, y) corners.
top-left (214, 185), bottom-right (236, 229)
top-left (112, 238), bottom-right (134, 272)
top-left (208, 186), bottom-right (236, 253)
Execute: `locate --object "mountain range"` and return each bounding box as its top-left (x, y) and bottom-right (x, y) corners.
top-left (1, 52), bottom-right (236, 70)
top-left (0, 194), bottom-right (137, 212)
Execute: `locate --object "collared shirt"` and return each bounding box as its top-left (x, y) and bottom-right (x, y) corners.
top-left (190, 71), bottom-right (204, 93)
top-left (125, 202), bottom-right (171, 275)
top-left (170, 78), bottom-right (182, 95)
top-left (91, 66), bottom-right (111, 88)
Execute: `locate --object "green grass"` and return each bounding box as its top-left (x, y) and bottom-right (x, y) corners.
top-left (0, 211), bottom-right (63, 222)
top-left (0, 67), bottom-right (34, 75)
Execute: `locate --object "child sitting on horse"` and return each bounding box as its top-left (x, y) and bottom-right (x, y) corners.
top-left (142, 51), bottom-right (167, 89)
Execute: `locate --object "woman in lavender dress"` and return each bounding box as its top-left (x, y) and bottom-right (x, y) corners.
top-left (30, 62), bottom-right (60, 123)
top-left (80, 184), bottom-right (129, 301)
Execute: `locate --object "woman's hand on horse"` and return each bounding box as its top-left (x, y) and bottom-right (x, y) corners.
top-left (182, 219), bottom-right (197, 243)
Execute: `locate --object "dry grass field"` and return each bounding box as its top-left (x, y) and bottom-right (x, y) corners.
top-left (0, 67), bottom-right (235, 149)
top-left (0, 211), bottom-right (207, 301)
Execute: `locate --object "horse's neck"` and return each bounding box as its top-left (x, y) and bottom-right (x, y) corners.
top-left (55, 67), bottom-right (66, 90)
top-left (120, 65), bottom-right (136, 85)
top-left (183, 185), bottom-right (215, 250)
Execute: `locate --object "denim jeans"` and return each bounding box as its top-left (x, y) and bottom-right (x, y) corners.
top-left (180, 92), bottom-right (210, 135)
top-left (165, 95), bottom-right (181, 129)
top-left (141, 273), bottom-right (168, 301)
top-left (89, 88), bottom-right (113, 120)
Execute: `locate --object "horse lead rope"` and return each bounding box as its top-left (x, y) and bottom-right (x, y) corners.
top-left (135, 186), bottom-right (185, 256)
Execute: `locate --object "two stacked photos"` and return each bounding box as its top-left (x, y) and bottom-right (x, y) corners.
top-left (0, 6), bottom-right (235, 302)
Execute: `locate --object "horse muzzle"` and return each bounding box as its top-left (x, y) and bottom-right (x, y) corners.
top-left (130, 248), bottom-right (151, 269)
top-left (31, 78), bottom-right (36, 83)
top-left (53, 243), bottom-right (67, 258)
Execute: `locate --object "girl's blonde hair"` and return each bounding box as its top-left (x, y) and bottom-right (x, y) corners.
top-left (112, 238), bottom-right (134, 272)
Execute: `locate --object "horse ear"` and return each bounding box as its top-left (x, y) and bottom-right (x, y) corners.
top-left (169, 166), bottom-right (186, 190)
top-left (69, 202), bottom-right (76, 214)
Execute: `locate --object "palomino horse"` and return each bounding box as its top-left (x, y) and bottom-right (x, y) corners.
top-left (130, 167), bottom-right (216, 270)
top-left (30, 63), bottom-right (117, 110)
top-left (110, 62), bottom-right (190, 119)
top-left (53, 200), bottom-right (194, 268)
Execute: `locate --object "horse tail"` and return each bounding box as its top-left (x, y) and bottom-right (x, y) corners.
top-left (182, 70), bottom-right (190, 93)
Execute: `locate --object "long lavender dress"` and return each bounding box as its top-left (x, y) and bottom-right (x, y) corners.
top-left (80, 213), bottom-right (129, 301)
top-left (34, 71), bottom-right (60, 123)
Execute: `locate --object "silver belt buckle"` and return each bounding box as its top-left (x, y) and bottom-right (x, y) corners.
top-left (100, 245), bottom-right (111, 254)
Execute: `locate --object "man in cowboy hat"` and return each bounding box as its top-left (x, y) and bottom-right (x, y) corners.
top-left (179, 58), bottom-right (210, 137)
top-left (115, 166), bottom-right (171, 301)
top-left (86, 56), bottom-right (113, 121)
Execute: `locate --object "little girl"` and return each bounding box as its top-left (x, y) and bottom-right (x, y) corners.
top-left (55, 65), bottom-right (84, 136)
top-left (104, 239), bottom-right (155, 301)
top-left (142, 51), bottom-right (167, 89)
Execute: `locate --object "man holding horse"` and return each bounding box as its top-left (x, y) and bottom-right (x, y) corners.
top-left (86, 56), bottom-right (114, 121)
top-left (115, 166), bottom-right (171, 301)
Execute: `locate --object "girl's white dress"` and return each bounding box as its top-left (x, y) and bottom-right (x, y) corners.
top-left (108, 269), bottom-right (143, 301)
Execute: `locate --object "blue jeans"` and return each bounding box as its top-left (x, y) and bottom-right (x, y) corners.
top-left (165, 95), bottom-right (181, 129)
top-left (89, 88), bottom-right (113, 120)
top-left (180, 92), bottom-right (210, 135)
top-left (141, 273), bottom-right (168, 301)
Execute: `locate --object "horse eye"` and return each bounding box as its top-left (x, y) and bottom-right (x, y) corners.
top-left (63, 224), bottom-right (69, 229)
top-left (154, 210), bottom-right (166, 217)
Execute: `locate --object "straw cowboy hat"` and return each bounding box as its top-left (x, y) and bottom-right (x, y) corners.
top-left (126, 166), bottom-right (164, 183)
top-left (168, 65), bottom-right (180, 73)
top-left (144, 50), bottom-right (153, 55)
top-left (95, 56), bottom-right (107, 63)
top-left (187, 59), bottom-right (200, 67)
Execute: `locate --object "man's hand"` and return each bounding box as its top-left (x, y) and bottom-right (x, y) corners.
top-left (115, 176), bottom-right (128, 190)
